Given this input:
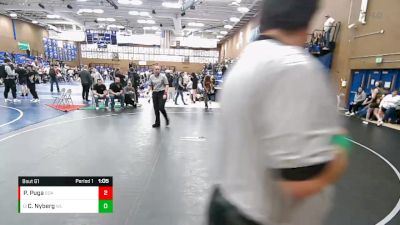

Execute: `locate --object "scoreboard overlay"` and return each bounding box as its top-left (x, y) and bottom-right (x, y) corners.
top-left (18, 176), bottom-right (113, 213)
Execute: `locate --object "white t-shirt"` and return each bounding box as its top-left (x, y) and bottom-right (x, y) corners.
top-left (217, 39), bottom-right (341, 225)
top-left (324, 17), bottom-right (335, 31)
top-left (380, 94), bottom-right (400, 109)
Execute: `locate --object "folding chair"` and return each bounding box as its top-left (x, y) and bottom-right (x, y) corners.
top-left (52, 88), bottom-right (66, 105)
top-left (91, 90), bottom-right (106, 107)
top-left (64, 89), bottom-right (73, 105)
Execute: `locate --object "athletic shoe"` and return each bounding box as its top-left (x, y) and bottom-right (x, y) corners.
top-left (34, 99), bottom-right (40, 103)
top-left (152, 124), bottom-right (160, 128)
top-left (350, 112), bottom-right (355, 116)
top-left (362, 121), bottom-right (369, 125)
top-left (30, 99), bottom-right (35, 102)
top-left (13, 99), bottom-right (21, 103)
top-left (166, 118), bottom-right (170, 126)
top-left (96, 107), bottom-right (99, 110)
top-left (345, 112), bottom-right (350, 115)
top-left (377, 121), bottom-right (383, 127)
top-left (4, 99), bottom-right (12, 103)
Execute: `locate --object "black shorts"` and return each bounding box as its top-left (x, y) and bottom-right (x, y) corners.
top-left (370, 102), bottom-right (380, 109)
top-left (19, 78), bottom-right (27, 85)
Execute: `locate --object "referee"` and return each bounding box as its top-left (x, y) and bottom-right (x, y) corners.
top-left (149, 65), bottom-right (170, 128)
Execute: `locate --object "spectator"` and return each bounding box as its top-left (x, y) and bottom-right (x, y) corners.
top-left (93, 79), bottom-right (109, 110)
top-left (49, 64), bottom-right (60, 93)
top-left (203, 74), bottom-right (213, 109)
top-left (115, 69), bottom-right (127, 87)
top-left (124, 81), bottom-right (137, 108)
top-left (323, 15), bottom-right (335, 50)
top-left (80, 65), bottom-right (92, 102)
top-left (377, 90), bottom-right (400, 126)
top-left (166, 72), bottom-right (175, 102)
top-left (16, 64), bottom-right (28, 97)
top-left (128, 67), bottom-right (135, 81)
top-left (91, 68), bottom-right (103, 84)
top-left (3, 59), bottom-right (20, 103)
top-left (0, 61), bottom-right (6, 85)
top-left (355, 95), bottom-right (372, 118)
top-left (345, 87), bottom-right (366, 116)
top-left (364, 81), bottom-right (385, 124)
top-left (27, 66), bottom-right (40, 103)
top-left (109, 77), bottom-right (125, 110)
top-left (132, 69), bottom-right (141, 103)
top-left (175, 72), bottom-right (187, 105)
top-left (191, 73), bottom-right (199, 104)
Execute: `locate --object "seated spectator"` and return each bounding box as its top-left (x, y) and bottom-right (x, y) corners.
top-left (377, 90), bottom-right (400, 126)
top-left (124, 81), bottom-right (137, 108)
top-left (346, 87), bottom-right (367, 116)
top-left (93, 79), bottom-right (110, 110)
top-left (109, 77), bottom-right (125, 110)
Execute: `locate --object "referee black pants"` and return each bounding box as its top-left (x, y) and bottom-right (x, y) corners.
top-left (152, 91), bottom-right (168, 125)
top-left (4, 79), bottom-right (17, 99)
top-left (208, 187), bottom-right (261, 225)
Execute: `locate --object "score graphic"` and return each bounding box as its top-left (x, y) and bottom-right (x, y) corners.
top-left (18, 177), bottom-right (113, 213)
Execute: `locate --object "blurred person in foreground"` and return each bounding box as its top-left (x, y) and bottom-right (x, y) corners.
top-left (207, 0), bottom-right (349, 225)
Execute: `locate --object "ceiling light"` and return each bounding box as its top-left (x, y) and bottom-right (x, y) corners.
top-left (139, 12), bottom-right (150, 17)
top-left (162, 2), bottom-right (182, 9)
top-left (93, 9), bottom-right (104, 14)
top-left (220, 31), bottom-right (228, 35)
top-left (78, 9), bottom-right (93, 13)
top-left (32, 20), bottom-right (38, 24)
top-left (129, 11), bottom-right (139, 15)
top-left (138, 19), bottom-right (155, 24)
top-left (97, 17), bottom-right (115, 22)
top-left (77, 0), bottom-right (88, 2)
top-left (47, 15), bottom-right (61, 19)
top-left (216, 35), bottom-right (223, 38)
top-left (143, 26), bottom-right (159, 30)
top-left (155, 31), bottom-right (162, 35)
top-left (188, 22), bottom-right (204, 27)
top-left (118, 0), bottom-right (143, 5)
top-left (108, 24), bottom-right (125, 29)
top-left (230, 17), bottom-right (240, 22)
top-left (184, 28), bottom-right (198, 32)
top-left (9, 13), bottom-right (17, 18)
top-left (237, 7), bottom-right (249, 13)
top-left (224, 25), bottom-right (233, 29)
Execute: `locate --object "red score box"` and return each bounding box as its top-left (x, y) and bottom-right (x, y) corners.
top-left (99, 186), bottom-right (113, 200)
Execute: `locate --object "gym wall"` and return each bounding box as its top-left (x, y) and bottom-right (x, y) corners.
top-left (220, 0), bottom-right (400, 103)
top-left (219, 17), bottom-right (259, 60)
top-left (0, 14), bottom-right (48, 56)
top-left (312, 0), bottom-right (400, 100)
